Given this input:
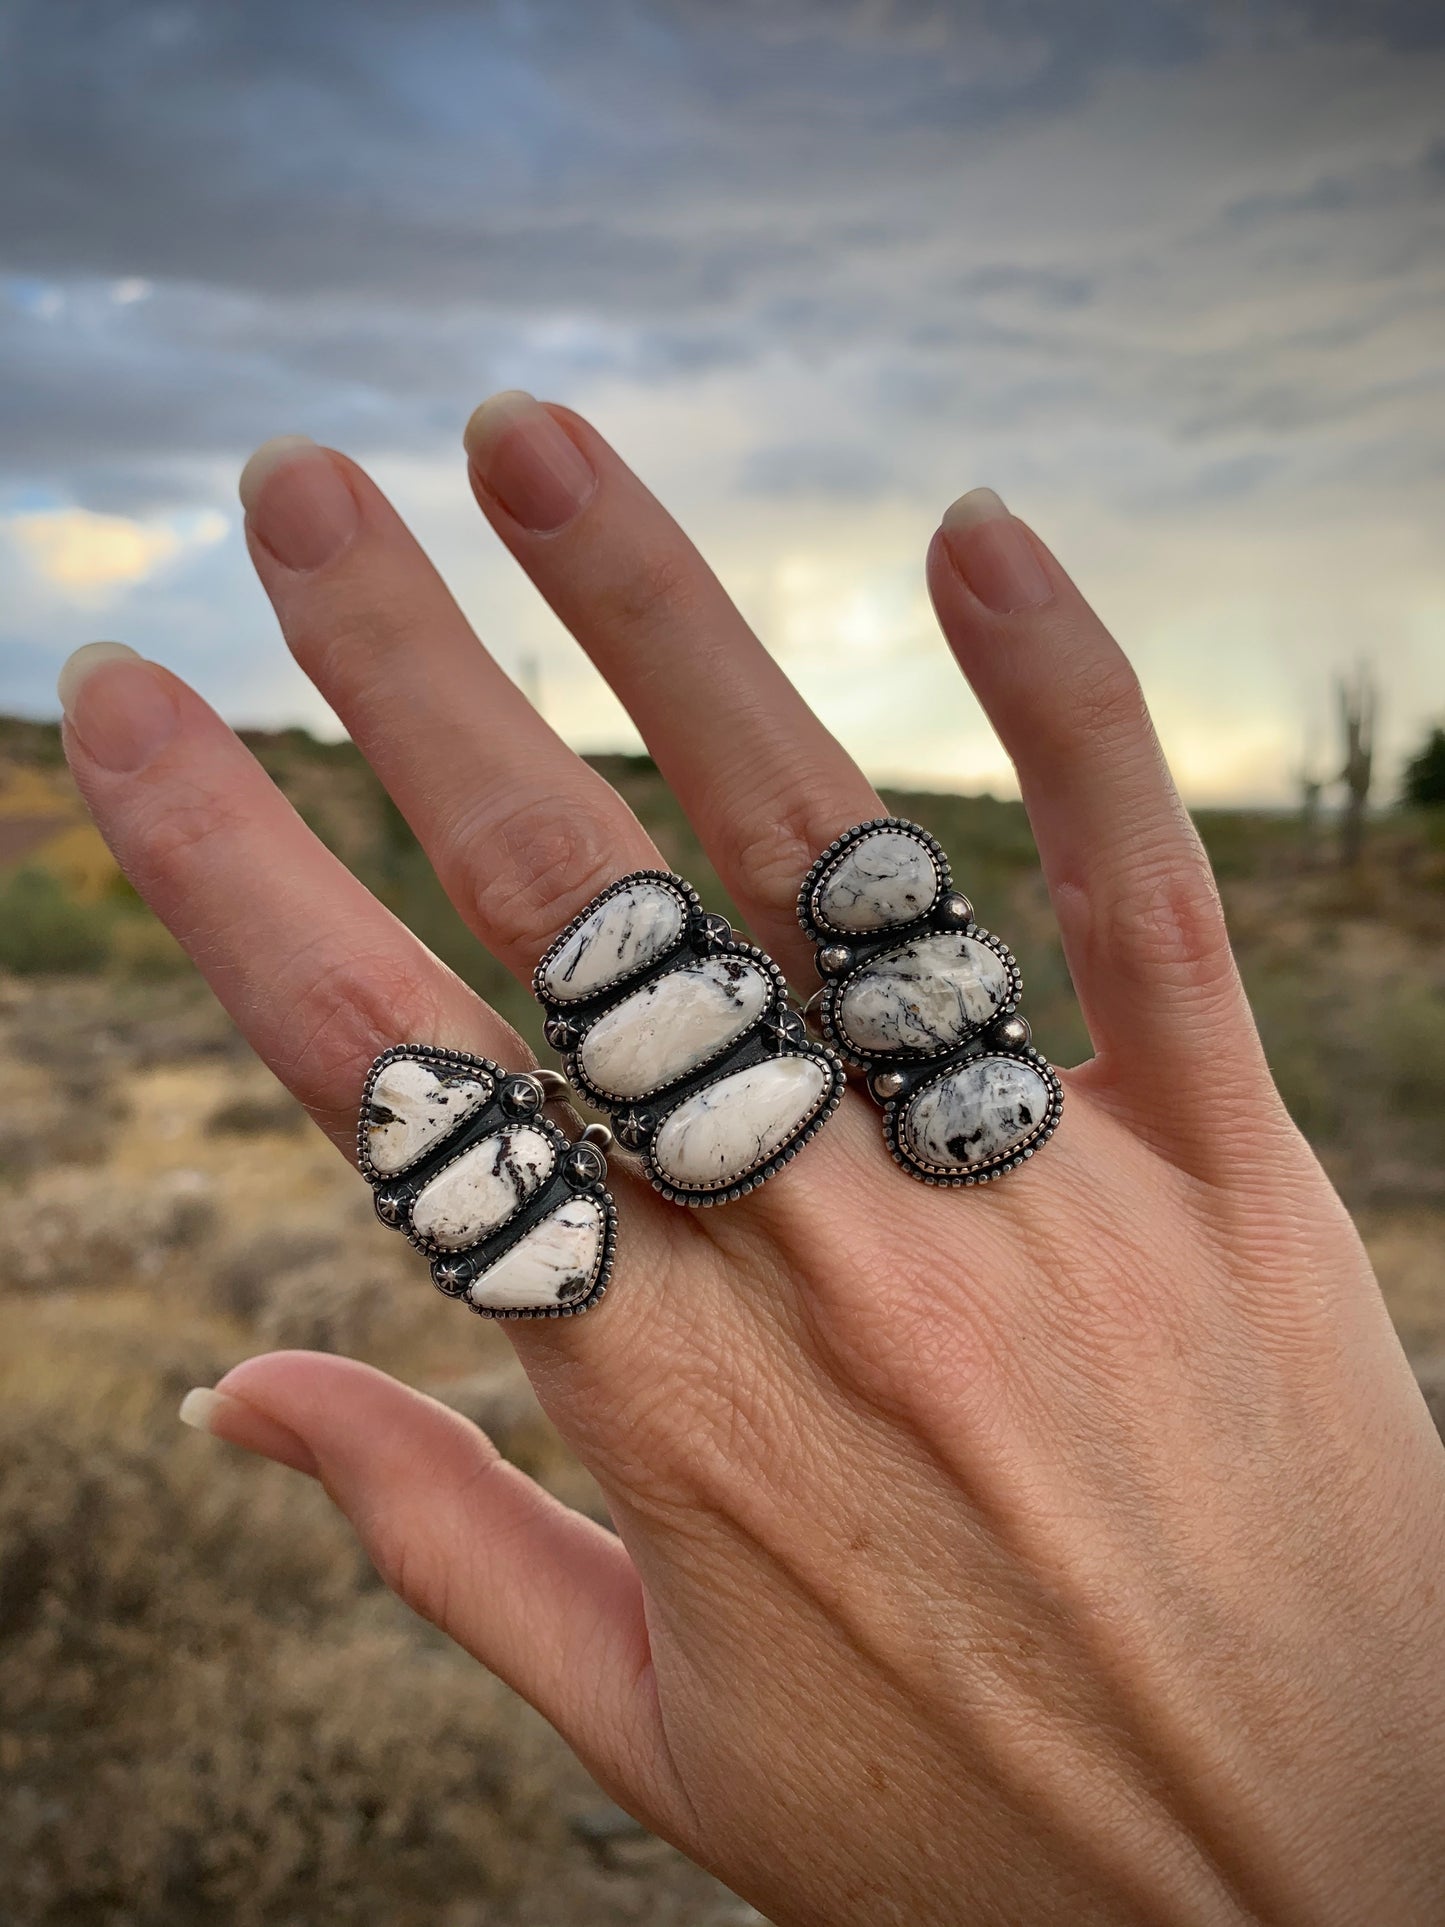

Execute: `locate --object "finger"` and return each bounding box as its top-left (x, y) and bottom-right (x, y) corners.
top-left (57, 642), bottom-right (519, 1148)
top-left (464, 393), bottom-right (882, 974)
top-left (57, 641), bottom-right (701, 1376)
top-left (181, 1352), bottom-right (683, 1829)
top-left (238, 437), bottom-right (661, 986)
top-left (924, 490), bottom-right (1269, 1138)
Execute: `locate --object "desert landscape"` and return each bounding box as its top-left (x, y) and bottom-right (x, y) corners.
top-left (1, 713), bottom-right (1441, 1925)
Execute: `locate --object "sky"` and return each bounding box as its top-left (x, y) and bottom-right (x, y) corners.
top-left (2, 0), bottom-right (1442, 804)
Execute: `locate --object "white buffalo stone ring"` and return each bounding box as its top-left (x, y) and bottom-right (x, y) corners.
top-left (358, 1045), bottom-right (618, 1318)
top-left (533, 870), bottom-right (845, 1205)
top-left (797, 818), bottom-right (1063, 1186)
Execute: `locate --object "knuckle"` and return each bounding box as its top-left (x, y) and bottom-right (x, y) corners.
top-left (272, 945), bottom-right (453, 1124)
top-left (1099, 840), bottom-right (1235, 991)
top-left (129, 779), bottom-right (251, 884)
top-left (1036, 650), bottom-right (1150, 763)
top-left (593, 543), bottom-right (698, 638)
top-left (716, 777), bottom-right (862, 923)
top-left (455, 789), bottom-right (628, 967)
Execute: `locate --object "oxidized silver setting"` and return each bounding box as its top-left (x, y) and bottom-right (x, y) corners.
top-left (534, 869), bottom-right (844, 1205)
top-left (798, 818), bottom-right (1063, 1186)
top-left (358, 1044), bottom-right (617, 1318)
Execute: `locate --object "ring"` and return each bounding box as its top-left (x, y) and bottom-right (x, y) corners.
top-left (358, 1045), bottom-right (617, 1317)
top-left (533, 870), bottom-right (844, 1204)
top-left (797, 819), bottom-right (1063, 1185)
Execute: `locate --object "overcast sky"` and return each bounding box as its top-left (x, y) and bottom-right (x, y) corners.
top-left (2, 0), bottom-right (1442, 802)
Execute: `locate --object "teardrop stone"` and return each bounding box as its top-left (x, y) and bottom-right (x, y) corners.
top-left (813, 829), bottom-right (939, 933)
top-left (469, 1196), bottom-right (605, 1312)
top-left (540, 880), bottom-right (684, 1003)
top-left (365, 1056), bottom-right (494, 1175)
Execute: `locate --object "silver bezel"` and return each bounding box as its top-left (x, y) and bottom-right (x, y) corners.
top-left (642, 1042), bottom-right (848, 1206)
top-left (816, 924), bottom-right (1023, 1070)
top-left (532, 870), bottom-right (699, 1008)
top-left (796, 816), bottom-right (951, 947)
top-left (561, 941), bottom-right (790, 1110)
top-left (881, 1047), bottom-right (1064, 1186)
top-left (358, 1044), bottom-right (617, 1320)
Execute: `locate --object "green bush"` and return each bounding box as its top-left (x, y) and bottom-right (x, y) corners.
top-left (0, 868), bottom-right (112, 974)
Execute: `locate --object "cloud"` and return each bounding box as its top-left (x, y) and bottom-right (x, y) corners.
top-left (0, 0), bottom-right (1442, 801)
top-left (4, 505), bottom-right (229, 602)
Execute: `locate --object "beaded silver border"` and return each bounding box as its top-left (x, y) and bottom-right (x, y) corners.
top-left (532, 871), bottom-right (699, 1008)
top-left (358, 1043), bottom-right (618, 1320)
top-left (796, 816), bottom-right (951, 946)
top-left (560, 942), bottom-right (790, 1110)
top-left (881, 1047), bottom-right (1064, 1186)
top-left (815, 924), bottom-right (1023, 1071)
top-left (642, 1043), bottom-right (847, 1206)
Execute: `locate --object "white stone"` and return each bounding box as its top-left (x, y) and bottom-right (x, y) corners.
top-left (652, 1055), bottom-right (829, 1192)
top-left (365, 1056), bottom-right (494, 1175)
top-left (813, 829), bottom-right (939, 934)
top-left (469, 1196), bottom-right (605, 1312)
top-left (411, 1126), bottom-right (555, 1249)
top-left (576, 956), bottom-right (772, 1100)
top-left (837, 933), bottom-right (1010, 1056)
top-left (540, 880), bottom-right (684, 1003)
top-left (902, 1056), bottom-right (1052, 1172)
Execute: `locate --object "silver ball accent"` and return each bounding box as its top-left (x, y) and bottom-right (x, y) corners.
top-left (938, 893), bottom-right (973, 927)
top-left (870, 1069), bottom-right (907, 1103)
top-left (994, 1014), bottom-right (1032, 1050)
top-left (580, 1122), bottom-right (614, 1153)
top-left (817, 944), bottom-right (853, 977)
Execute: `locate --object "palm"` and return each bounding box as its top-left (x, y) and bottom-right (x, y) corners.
top-left (62, 400), bottom-right (1445, 1925)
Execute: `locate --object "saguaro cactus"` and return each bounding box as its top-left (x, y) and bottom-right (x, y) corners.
top-left (1336, 665), bottom-right (1377, 871)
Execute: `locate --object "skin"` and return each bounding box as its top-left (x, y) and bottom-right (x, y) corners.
top-left (59, 398), bottom-right (1445, 1926)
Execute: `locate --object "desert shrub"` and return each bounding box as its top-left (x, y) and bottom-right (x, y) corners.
top-left (209, 1226), bottom-right (336, 1325)
top-left (206, 1090), bottom-right (307, 1138)
top-left (0, 1167), bottom-right (217, 1293)
top-left (256, 1261), bottom-right (395, 1354)
top-left (0, 1410), bottom-right (549, 1926)
top-left (0, 868), bottom-right (112, 974)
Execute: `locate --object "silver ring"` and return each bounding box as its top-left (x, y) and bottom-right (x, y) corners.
top-left (533, 869), bottom-right (844, 1204)
top-left (797, 819), bottom-right (1063, 1185)
top-left (358, 1044), bottom-right (617, 1318)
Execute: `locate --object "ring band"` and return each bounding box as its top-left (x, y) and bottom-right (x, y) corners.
top-left (798, 819), bottom-right (1063, 1185)
top-left (358, 1045), bottom-right (617, 1317)
top-left (534, 870), bottom-right (844, 1204)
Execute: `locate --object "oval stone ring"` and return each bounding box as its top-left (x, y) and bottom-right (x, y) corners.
top-left (533, 869), bottom-right (845, 1204)
top-left (798, 818), bottom-right (1064, 1185)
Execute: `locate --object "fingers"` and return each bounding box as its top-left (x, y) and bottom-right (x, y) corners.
top-left (464, 394), bottom-right (882, 972)
top-left (238, 437), bottom-right (661, 984)
top-left (58, 644), bottom-right (518, 1148)
top-left (924, 491), bottom-right (1269, 1141)
top-left (183, 1352), bottom-right (682, 1827)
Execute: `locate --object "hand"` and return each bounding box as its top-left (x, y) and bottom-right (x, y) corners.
top-left (60, 395), bottom-right (1445, 1926)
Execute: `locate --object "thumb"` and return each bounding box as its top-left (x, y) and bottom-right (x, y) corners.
top-left (179, 1350), bottom-right (674, 1825)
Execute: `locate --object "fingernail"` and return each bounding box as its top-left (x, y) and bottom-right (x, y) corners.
top-left (179, 1386), bottom-right (319, 1477)
top-left (463, 390), bottom-right (597, 533)
top-left (58, 641), bottom-right (180, 774)
top-left (940, 488), bottom-right (1053, 614)
top-left (239, 435), bottom-right (358, 572)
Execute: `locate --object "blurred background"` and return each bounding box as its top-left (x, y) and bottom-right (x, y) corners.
top-left (1, 3), bottom-right (1442, 1922)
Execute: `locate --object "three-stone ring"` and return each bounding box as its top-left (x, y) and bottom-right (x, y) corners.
top-left (357, 1045), bottom-right (617, 1318)
top-left (797, 818), bottom-right (1063, 1185)
top-left (533, 869), bottom-right (844, 1204)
